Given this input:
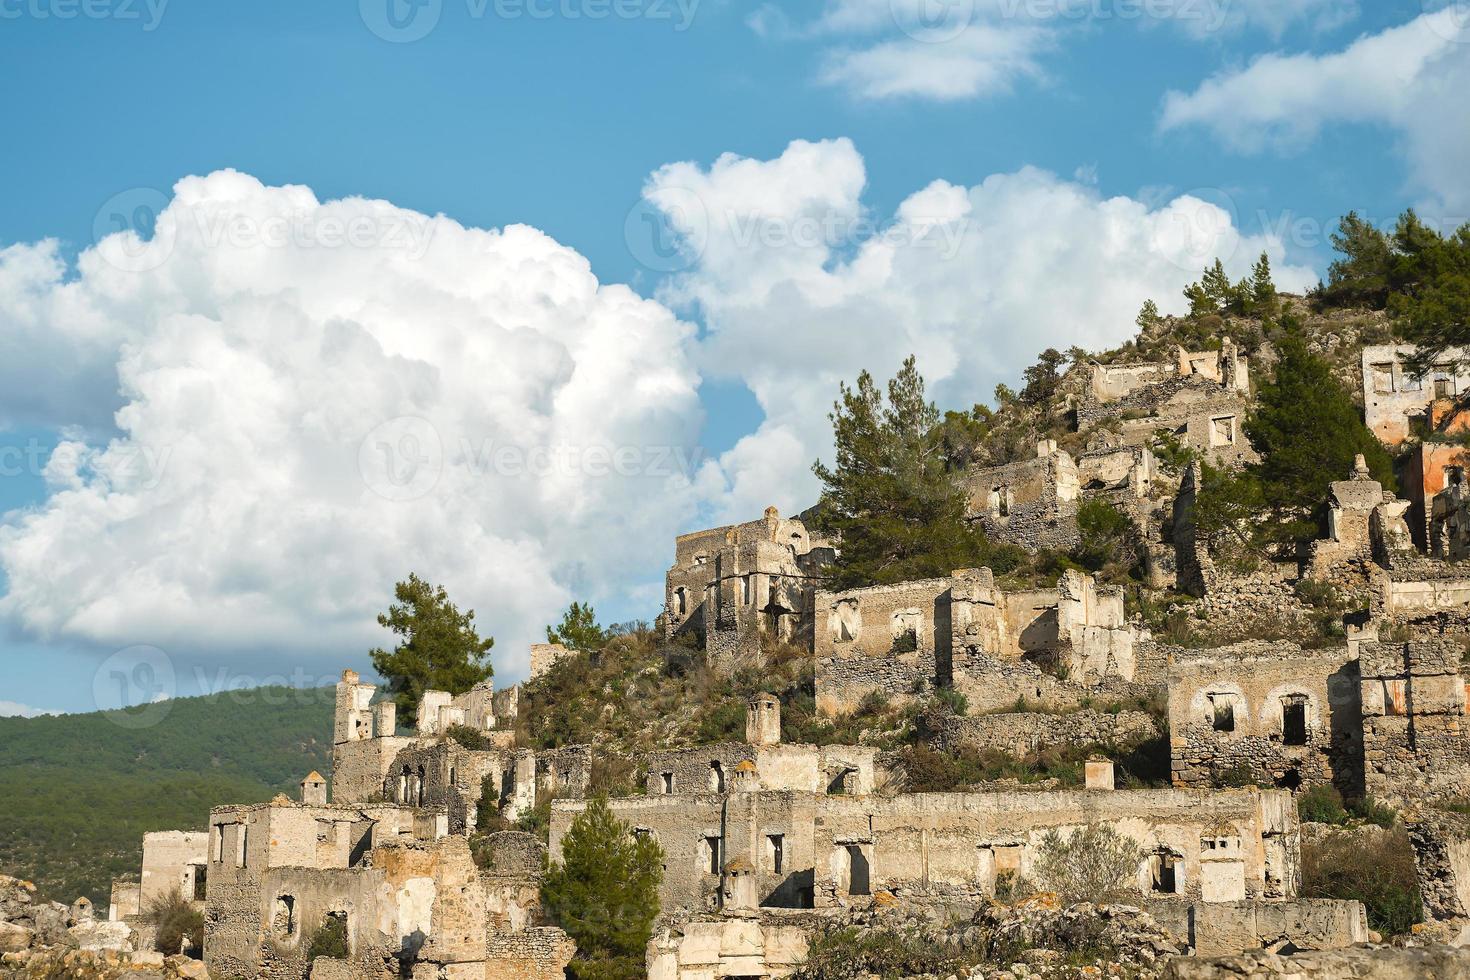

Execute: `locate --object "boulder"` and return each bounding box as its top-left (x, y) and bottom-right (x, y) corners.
top-left (0, 921), bottom-right (33, 953)
top-left (69, 917), bottom-right (134, 952)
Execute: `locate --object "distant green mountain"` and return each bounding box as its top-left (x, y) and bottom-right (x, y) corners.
top-left (0, 685), bottom-right (334, 905)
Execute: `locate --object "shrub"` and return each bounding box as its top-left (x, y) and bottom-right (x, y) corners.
top-left (1297, 785), bottom-right (1350, 825)
top-left (1026, 824), bottom-right (1144, 905)
top-left (793, 926), bottom-right (967, 980)
top-left (1075, 499), bottom-right (1138, 575)
top-left (932, 687), bottom-right (968, 716)
top-left (143, 887), bottom-right (203, 957)
top-left (306, 913), bottom-right (349, 961)
top-left (445, 724), bottom-right (496, 750)
top-left (1302, 826), bottom-right (1423, 936)
top-left (891, 628), bottom-right (918, 654)
top-left (1349, 796), bottom-right (1398, 829)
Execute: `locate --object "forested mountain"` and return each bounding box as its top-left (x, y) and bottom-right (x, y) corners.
top-left (0, 686), bottom-right (333, 904)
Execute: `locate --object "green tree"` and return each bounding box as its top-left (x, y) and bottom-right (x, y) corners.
top-left (1249, 252), bottom-right (1277, 314)
top-left (1026, 824), bottom-right (1144, 905)
top-left (1245, 329), bottom-right (1394, 543)
top-left (812, 357), bottom-right (999, 590)
top-left (542, 798), bottom-right (664, 980)
top-left (547, 601), bottom-right (608, 653)
top-left (1318, 211), bottom-right (1394, 309)
top-left (1135, 298), bottom-right (1161, 331)
top-left (1020, 348), bottom-right (1066, 406)
top-left (369, 574), bottom-right (494, 719)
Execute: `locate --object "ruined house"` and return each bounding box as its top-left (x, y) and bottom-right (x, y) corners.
top-left (960, 440), bottom-right (1081, 551)
top-left (553, 690), bottom-right (1306, 916)
top-left (1361, 344), bottom-right (1470, 445)
top-left (1167, 643), bottom-right (1363, 796)
top-left (814, 567), bottom-right (1143, 716)
top-left (663, 507), bottom-right (836, 672)
top-left (1078, 341), bottom-right (1254, 466)
top-left (1359, 638), bottom-right (1470, 804)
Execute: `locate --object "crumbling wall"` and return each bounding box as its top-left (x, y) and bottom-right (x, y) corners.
top-left (925, 709), bottom-right (1158, 757)
top-left (1167, 645), bottom-right (1362, 796)
top-left (960, 442), bottom-right (1081, 552)
top-left (1359, 639), bottom-right (1470, 802)
top-left (814, 577), bottom-right (952, 714)
top-left (1361, 343), bottom-right (1470, 446)
top-left (1407, 811), bottom-right (1470, 921)
top-left (646, 916), bottom-right (810, 980)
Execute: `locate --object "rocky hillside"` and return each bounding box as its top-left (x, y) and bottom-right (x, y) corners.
top-left (0, 687), bottom-right (333, 906)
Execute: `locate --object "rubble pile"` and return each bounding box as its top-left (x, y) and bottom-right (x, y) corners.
top-left (0, 875), bottom-right (207, 980)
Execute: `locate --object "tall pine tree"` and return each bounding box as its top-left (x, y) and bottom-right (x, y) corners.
top-left (542, 798), bottom-right (664, 980)
top-left (1245, 329), bottom-right (1394, 542)
top-left (812, 357), bottom-right (996, 590)
top-left (369, 574), bottom-right (494, 718)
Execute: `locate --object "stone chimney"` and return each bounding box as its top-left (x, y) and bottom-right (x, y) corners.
top-left (374, 700), bottom-right (396, 738)
top-left (746, 693), bottom-right (781, 746)
top-left (300, 771), bottom-right (328, 806)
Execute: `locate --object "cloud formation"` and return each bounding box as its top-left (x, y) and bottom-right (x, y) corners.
top-left (649, 138), bottom-right (1316, 520)
top-left (0, 171), bottom-right (704, 679)
top-left (1160, 9), bottom-right (1470, 214)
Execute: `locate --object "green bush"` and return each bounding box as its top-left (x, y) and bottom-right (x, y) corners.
top-left (890, 629), bottom-right (918, 654)
top-left (793, 926), bottom-right (967, 980)
top-left (1026, 824), bottom-right (1144, 905)
top-left (1297, 785), bottom-right (1350, 825)
top-left (1075, 499), bottom-right (1138, 575)
top-left (143, 887), bottom-right (203, 957)
top-left (1302, 827), bottom-right (1423, 936)
top-left (445, 724), bottom-right (496, 750)
top-left (932, 687), bottom-right (968, 716)
top-left (306, 913), bottom-right (349, 961)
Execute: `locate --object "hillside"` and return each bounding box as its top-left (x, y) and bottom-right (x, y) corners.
top-left (0, 685), bottom-right (333, 905)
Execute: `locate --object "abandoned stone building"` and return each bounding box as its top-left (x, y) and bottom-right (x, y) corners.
top-left (1078, 340), bottom-right (1254, 466)
top-left (815, 566), bottom-right (1144, 715)
top-left (1167, 643), bottom-right (1362, 795)
top-left (960, 440), bottom-right (1081, 551)
top-left (663, 507), bottom-right (836, 672)
top-left (114, 670), bottom-right (584, 980)
top-left (552, 693), bottom-right (1304, 916)
top-left (1361, 343), bottom-right (1470, 445)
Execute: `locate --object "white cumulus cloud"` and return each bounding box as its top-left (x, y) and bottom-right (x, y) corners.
top-left (648, 138), bottom-right (1316, 521)
top-left (0, 171), bottom-right (704, 680)
top-left (1160, 9), bottom-right (1470, 215)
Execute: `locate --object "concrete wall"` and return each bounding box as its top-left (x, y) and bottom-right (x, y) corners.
top-left (1359, 639), bottom-right (1470, 803)
top-left (647, 917), bottom-right (809, 980)
top-left (140, 831), bottom-right (209, 908)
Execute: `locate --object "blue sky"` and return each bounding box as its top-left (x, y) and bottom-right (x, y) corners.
top-left (0, 0), bottom-right (1465, 715)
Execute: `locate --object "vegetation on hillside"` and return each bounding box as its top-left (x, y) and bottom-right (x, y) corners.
top-left (0, 685), bottom-right (333, 904)
top-left (370, 573), bottom-right (494, 719)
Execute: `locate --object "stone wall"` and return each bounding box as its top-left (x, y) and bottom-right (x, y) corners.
top-left (1359, 639), bottom-right (1470, 803)
top-left (1407, 811), bottom-right (1470, 921)
top-left (1360, 343), bottom-right (1470, 446)
top-left (646, 916), bottom-right (810, 980)
top-left (1167, 644), bottom-right (1362, 795)
top-left (960, 442), bottom-right (1080, 552)
top-left (925, 708), bottom-right (1158, 757)
top-left (1148, 898), bottom-right (1369, 957)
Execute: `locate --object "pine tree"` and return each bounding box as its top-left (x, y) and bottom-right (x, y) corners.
top-left (546, 601), bottom-right (607, 653)
top-left (1245, 328), bottom-right (1394, 543)
top-left (542, 798), bottom-right (664, 980)
top-left (1249, 252), bottom-right (1276, 314)
top-left (1135, 299), bottom-right (1161, 331)
top-left (812, 357), bottom-right (997, 590)
top-left (369, 574), bottom-right (494, 718)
